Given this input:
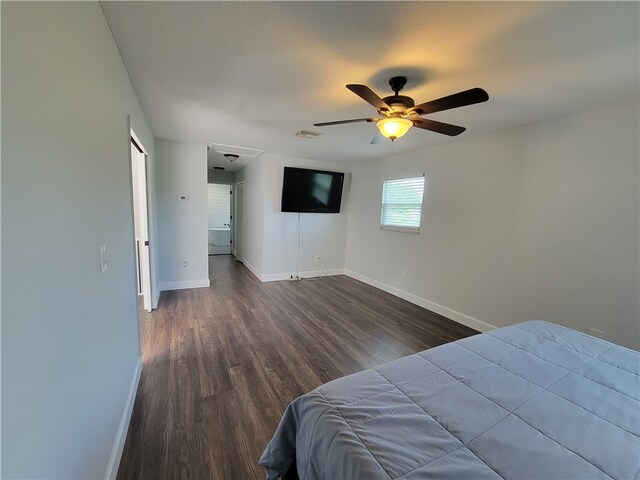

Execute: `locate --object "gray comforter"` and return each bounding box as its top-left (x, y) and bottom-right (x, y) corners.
top-left (259, 321), bottom-right (640, 479)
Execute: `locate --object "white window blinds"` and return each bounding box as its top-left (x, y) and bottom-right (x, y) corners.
top-left (380, 176), bottom-right (425, 232)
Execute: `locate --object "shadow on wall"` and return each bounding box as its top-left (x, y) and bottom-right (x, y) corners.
top-left (208, 169), bottom-right (236, 184)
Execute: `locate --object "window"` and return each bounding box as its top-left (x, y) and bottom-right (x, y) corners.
top-left (380, 176), bottom-right (425, 233)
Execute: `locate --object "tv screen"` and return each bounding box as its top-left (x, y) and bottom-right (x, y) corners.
top-left (281, 167), bottom-right (344, 213)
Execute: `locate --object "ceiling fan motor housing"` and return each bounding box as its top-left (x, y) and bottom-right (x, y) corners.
top-left (381, 95), bottom-right (415, 114)
top-left (380, 76), bottom-right (415, 115)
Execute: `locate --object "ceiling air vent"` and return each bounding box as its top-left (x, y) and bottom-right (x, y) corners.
top-left (295, 130), bottom-right (321, 139)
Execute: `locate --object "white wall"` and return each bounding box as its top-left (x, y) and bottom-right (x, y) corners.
top-left (235, 158), bottom-right (266, 275)
top-left (235, 154), bottom-right (350, 281)
top-left (346, 101), bottom-right (640, 349)
top-left (2, 2), bottom-right (154, 478)
top-left (155, 139), bottom-right (209, 290)
top-left (261, 154), bottom-right (350, 279)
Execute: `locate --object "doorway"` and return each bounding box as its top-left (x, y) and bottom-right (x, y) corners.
top-left (207, 183), bottom-right (233, 255)
top-left (130, 132), bottom-right (152, 312)
top-left (234, 181), bottom-right (245, 262)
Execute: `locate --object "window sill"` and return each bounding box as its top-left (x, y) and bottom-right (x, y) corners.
top-left (380, 225), bottom-right (420, 234)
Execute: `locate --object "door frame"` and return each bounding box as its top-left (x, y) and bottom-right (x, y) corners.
top-left (234, 180), bottom-right (246, 262)
top-left (130, 129), bottom-right (153, 312)
top-left (228, 184), bottom-right (233, 251)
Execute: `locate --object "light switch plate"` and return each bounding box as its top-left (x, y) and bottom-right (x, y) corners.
top-left (100, 245), bottom-right (108, 272)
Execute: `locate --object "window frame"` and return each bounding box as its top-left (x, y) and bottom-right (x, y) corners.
top-left (379, 174), bottom-right (426, 234)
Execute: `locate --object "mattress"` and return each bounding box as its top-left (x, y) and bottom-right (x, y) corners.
top-left (259, 321), bottom-right (640, 480)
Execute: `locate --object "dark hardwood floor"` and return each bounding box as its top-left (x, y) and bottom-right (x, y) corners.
top-left (117, 256), bottom-right (477, 479)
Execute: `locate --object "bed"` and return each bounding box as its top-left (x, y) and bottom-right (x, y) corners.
top-left (259, 321), bottom-right (640, 480)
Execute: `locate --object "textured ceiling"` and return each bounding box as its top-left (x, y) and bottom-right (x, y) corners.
top-left (101, 1), bottom-right (639, 169)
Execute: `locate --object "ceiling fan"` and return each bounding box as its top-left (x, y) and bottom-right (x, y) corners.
top-left (314, 76), bottom-right (489, 143)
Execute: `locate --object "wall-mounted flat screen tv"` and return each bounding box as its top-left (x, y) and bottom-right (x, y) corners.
top-left (281, 167), bottom-right (344, 213)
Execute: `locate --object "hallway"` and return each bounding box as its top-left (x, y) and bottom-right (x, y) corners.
top-left (117, 256), bottom-right (476, 479)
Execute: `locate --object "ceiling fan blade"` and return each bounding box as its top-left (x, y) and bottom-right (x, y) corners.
top-left (314, 117), bottom-right (378, 127)
top-left (412, 118), bottom-right (466, 136)
top-left (346, 84), bottom-right (391, 112)
top-left (370, 130), bottom-right (386, 144)
top-left (409, 88), bottom-right (489, 115)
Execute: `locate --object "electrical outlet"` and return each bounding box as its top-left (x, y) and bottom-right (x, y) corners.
top-left (182, 261), bottom-right (188, 269)
top-left (401, 270), bottom-right (407, 280)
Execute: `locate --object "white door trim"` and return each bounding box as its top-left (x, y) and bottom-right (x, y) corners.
top-left (234, 181), bottom-right (246, 262)
top-left (130, 129), bottom-right (153, 312)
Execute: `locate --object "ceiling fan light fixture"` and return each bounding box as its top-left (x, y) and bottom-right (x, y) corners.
top-left (377, 117), bottom-right (413, 140)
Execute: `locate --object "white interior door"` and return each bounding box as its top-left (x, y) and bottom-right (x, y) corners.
top-left (234, 181), bottom-right (245, 262)
top-left (131, 138), bottom-right (152, 312)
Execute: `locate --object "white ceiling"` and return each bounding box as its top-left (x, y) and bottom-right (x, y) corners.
top-left (101, 1), bottom-right (639, 169)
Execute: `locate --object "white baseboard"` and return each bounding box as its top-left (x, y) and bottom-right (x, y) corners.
top-left (158, 279), bottom-right (210, 291)
top-left (239, 261), bottom-right (345, 283)
top-left (242, 260), bottom-right (263, 281)
top-left (105, 357), bottom-right (142, 480)
top-left (261, 268), bottom-right (345, 282)
top-left (344, 269), bottom-right (496, 333)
